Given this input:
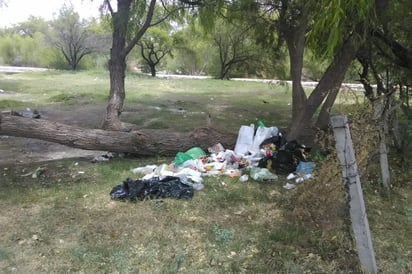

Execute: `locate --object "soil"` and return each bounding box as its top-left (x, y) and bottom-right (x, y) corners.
top-left (0, 104), bottom-right (108, 166)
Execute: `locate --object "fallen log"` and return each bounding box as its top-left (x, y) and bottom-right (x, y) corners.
top-left (0, 113), bottom-right (236, 156)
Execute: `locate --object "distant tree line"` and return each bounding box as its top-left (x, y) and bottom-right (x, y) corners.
top-left (0, 2), bottom-right (358, 81)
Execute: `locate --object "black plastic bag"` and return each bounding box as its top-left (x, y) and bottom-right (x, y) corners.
top-left (258, 150), bottom-right (298, 175)
top-left (258, 140), bottom-right (311, 175)
top-left (110, 176), bottom-right (194, 201)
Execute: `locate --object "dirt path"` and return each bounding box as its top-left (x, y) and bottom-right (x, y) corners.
top-left (0, 104), bottom-right (108, 166)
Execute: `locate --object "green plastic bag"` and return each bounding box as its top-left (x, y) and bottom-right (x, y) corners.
top-left (174, 152), bottom-right (193, 166)
top-left (185, 147), bottom-right (206, 159)
top-left (174, 147), bottom-right (206, 166)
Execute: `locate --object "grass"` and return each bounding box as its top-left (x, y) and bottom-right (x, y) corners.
top-left (0, 70), bottom-right (411, 273)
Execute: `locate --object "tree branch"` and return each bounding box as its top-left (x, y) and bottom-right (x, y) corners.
top-left (125, 0), bottom-right (157, 55)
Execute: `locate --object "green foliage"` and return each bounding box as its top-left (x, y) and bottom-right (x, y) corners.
top-left (303, 49), bottom-right (330, 81)
top-left (138, 27), bottom-right (173, 75)
top-left (12, 16), bottom-right (49, 37)
top-left (405, 208), bottom-right (412, 223)
top-left (0, 14), bottom-right (101, 69)
top-left (399, 113), bottom-right (412, 160)
top-left (0, 99), bottom-right (24, 109)
top-left (197, 0), bottom-right (226, 32)
top-left (49, 4), bottom-right (102, 70)
top-left (168, 22), bottom-right (215, 75)
top-left (213, 224), bottom-right (234, 245)
top-left (0, 33), bottom-right (51, 66)
top-left (0, 34), bottom-right (17, 65)
top-left (308, 0), bottom-right (376, 58)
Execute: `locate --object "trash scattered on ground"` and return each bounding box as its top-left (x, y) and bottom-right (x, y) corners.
top-left (110, 120), bottom-right (317, 201)
top-left (21, 166), bottom-right (46, 178)
top-left (283, 173), bottom-right (314, 189)
top-left (11, 108), bottom-right (41, 119)
top-left (282, 161), bottom-right (315, 189)
top-left (92, 152), bottom-right (114, 163)
top-left (110, 176), bottom-right (194, 201)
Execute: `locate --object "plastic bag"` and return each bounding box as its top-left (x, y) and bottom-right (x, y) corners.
top-left (249, 167), bottom-right (278, 182)
top-left (234, 125), bottom-right (255, 155)
top-left (296, 161), bottom-right (315, 174)
top-left (185, 147), bottom-right (206, 159)
top-left (110, 176), bottom-right (194, 201)
top-left (258, 150), bottom-right (298, 175)
top-left (174, 152), bottom-right (193, 166)
top-left (250, 126), bottom-right (278, 155)
top-left (174, 147), bottom-right (206, 166)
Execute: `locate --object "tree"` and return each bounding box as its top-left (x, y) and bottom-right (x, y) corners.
top-left (355, 0), bottom-right (412, 189)
top-left (12, 16), bottom-right (49, 38)
top-left (101, 0), bottom-right (197, 130)
top-left (170, 21), bottom-right (212, 75)
top-left (138, 27), bottom-right (173, 76)
top-left (233, 0), bottom-right (389, 142)
top-left (211, 19), bottom-right (256, 79)
top-left (49, 4), bottom-right (97, 70)
top-left (0, 0), bottom-right (236, 155)
top-left (0, 32), bottom-right (47, 66)
top-left (0, 0), bottom-right (401, 165)
top-left (0, 114), bottom-right (236, 156)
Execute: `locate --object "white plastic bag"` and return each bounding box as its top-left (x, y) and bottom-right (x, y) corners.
top-left (250, 126), bottom-right (278, 155)
top-left (234, 125), bottom-right (255, 155)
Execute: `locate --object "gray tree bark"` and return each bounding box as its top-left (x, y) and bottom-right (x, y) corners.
top-left (0, 114), bottom-right (236, 157)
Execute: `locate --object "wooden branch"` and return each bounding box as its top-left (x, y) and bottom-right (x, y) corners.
top-left (0, 114), bottom-right (236, 157)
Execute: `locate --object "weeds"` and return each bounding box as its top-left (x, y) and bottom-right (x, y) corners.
top-left (406, 208), bottom-right (412, 223)
top-left (213, 224), bottom-right (235, 245)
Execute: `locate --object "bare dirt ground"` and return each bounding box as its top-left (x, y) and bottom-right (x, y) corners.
top-left (0, 104), bottom-right (108, 166)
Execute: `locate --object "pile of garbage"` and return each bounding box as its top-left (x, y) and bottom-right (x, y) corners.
top-left (110, 121), bottom-right (315, 201)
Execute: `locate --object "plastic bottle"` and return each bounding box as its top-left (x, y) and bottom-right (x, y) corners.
top-left (256, 119), bottom-right (265, 128)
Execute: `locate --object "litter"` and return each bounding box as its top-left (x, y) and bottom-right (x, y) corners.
top-left (110, 176), bottom-right (194, 201)
top-left (174, 147), bottom-right (206, 166)
top-left (92, 152), bottom-right (114, 163)
top-left (131, 165), bottom-right (157, 174)
top-left (283, 161), bottom-right (315, 189)
top-left (295, 161), bottom-right (315, 174)
top-left (249, 167), bottom-right (278, 182)
top-left (11, 108), bottom-right (41, 119)
top-left (110, 120), bottom-right (316, 201)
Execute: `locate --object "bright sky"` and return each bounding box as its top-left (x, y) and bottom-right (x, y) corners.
top-left (0, 0), bottom-right (103, 28)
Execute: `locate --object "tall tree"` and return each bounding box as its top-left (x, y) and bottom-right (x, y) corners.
top-left (212, 19), bottom-right (256, 79)
top-left (356, 0), bottom-right (412, 189)
top-left (229, 0), bottom-right (389, 141)
top-left (13, 16), bottom-right (49, 38)
top-left (138, 27), bottom-right (173, 76)
top-left (101, 0), bottom-right (195, 130)
top-left (170, 21), bottom-right (212, 75)
top-left (49, 4), bottom-right (96, 70)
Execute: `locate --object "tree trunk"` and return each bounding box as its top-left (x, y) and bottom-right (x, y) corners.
top-left (315, 87), bottom-right (340, 130)
top-left (150, 64), bottom-right (156, 77)
top-left (0, 114), bottom-right (236, 157)
top-left (284, 23), bottom-right (307, 125)
top-left (285, 0), bottom-right (390, 142)
top-left (102, 0), bottom-right (132, 131)
top-left (287, 38), bottom-right (359, 141)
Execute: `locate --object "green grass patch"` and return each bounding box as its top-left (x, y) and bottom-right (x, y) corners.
top-left (0, 99), bottom-right (25, 109)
